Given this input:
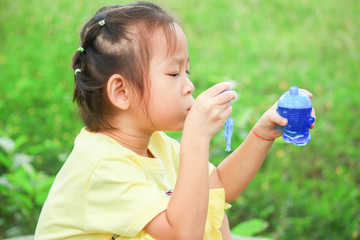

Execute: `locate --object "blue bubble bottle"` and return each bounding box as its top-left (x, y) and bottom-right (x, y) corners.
top-left (277, 86), bottom-right (315, 146)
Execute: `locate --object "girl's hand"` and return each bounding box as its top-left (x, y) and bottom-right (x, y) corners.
top-left (252, 89), bottom-right (316, 140)
top-left (184, 82), bottom-right (236, 141)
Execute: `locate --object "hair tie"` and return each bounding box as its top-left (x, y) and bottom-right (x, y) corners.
top-left (252, 128), bottom-right (274, 141)
top-left (98, 20), bottom-right (105, 26)
top-left (77, 47), bottom-right (84, 52)
top-left (74, 68), bottom-right (81, 75)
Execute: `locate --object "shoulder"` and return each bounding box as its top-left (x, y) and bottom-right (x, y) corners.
top-left (61, 128), bottom-right (144, 185)
top-left (151, 131), bottom-right (178, 144)
top-left (150, 131), bottom-right (179, 152)
top-left (70, 128), bottom-right (138, 162)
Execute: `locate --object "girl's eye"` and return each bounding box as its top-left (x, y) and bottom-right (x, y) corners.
top-left (168, 71), bottom-right (191, 77)
top-left (169, 73), bottom-right (179, 77)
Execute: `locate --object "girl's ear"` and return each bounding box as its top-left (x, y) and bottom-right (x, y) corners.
top-left (106, 74), bottom-right (131, 110)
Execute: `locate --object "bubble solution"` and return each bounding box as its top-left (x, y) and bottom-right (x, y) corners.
top-left (277, 107), bottom-right (313, 146)
top-left (277, 86), bottom-right (315, 146)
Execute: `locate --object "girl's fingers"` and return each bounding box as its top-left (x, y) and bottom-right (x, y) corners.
top-left (270, 111), bottom-right (288, 126)
top-left (220, 105), bottom-right (233, 120)
top-left (204, 82), bottom-right (231, 97)
top-left (310, 108), bottom-right (316, 129)
top-left (271, 101), bottom-right (279, 110)
top-left (299, 88), bottom-right (313, 99)
top-left (299, 89), bottom-right (315, 128)
top-left (215, 90), bottom-right (237, 104)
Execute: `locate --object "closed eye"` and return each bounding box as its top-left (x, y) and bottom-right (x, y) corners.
top-left (168, 71), bottom-right (191, 77)
top-left (169, 73), bottom-right (180, 77)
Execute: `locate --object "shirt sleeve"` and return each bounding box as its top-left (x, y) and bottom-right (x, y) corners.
top-left (84, 153), bottom-right (169, 237)
top-left (204, 188), bottom-right (231, 239)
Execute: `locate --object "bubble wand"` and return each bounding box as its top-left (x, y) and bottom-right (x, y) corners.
top-left (224, 101), bottom-right (234, 152)
top-left (222, 90), bottom-right (234, 152)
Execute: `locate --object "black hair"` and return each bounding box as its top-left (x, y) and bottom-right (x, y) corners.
top-left (72, 1), bottom-right (176, 131)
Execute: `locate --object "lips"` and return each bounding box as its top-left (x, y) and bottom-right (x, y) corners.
top-left (186, 99), bottom-right (194, 113)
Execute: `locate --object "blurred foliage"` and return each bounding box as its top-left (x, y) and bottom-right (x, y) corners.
top-left (231, 218), bottom-right (269, 237)
top-left (0, 0), bottom-right (359, 239)
top-left (0, 137), bottom-right (54, 236)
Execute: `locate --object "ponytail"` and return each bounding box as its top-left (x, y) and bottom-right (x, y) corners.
top-left (71, 1), bottom-right (176, 131)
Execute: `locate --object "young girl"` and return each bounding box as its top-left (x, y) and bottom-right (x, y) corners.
top-left (35, 2), bottom-right (315, 240)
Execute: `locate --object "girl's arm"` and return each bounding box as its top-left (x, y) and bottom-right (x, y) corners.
top-left (217, 128), bottom-right (276, 202)
top-left (145, 134), bottom-right (210, 240)
top-left (145, 82), bottom-right (236, 239)
top-left (218, 90), bottom-right (315, 203)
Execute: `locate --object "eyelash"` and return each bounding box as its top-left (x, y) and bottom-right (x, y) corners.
top-left (169, 71), bottom-right (191, 77)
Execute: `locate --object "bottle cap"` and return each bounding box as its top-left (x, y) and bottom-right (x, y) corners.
top-left (278, 86), bottom-right (312, 109)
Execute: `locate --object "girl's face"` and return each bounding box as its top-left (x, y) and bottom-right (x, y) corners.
top-left (146, 24), bottom-right (194, 132)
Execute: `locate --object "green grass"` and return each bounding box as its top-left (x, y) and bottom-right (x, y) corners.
top-left (1, 0), bottom-right (359, 239)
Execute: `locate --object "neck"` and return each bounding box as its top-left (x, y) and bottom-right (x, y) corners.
top-left (99, 127), bottom-right (154, 158)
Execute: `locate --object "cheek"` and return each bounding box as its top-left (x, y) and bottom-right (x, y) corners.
top-left (148, 83), bottom-right (173, 108)
top-left (146, 94), bottom-right (167, 121)
top-left (148, 94), bottom-right (179, 118)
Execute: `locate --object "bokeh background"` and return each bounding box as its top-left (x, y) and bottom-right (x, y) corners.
top-left (1, 0), bottom-right (359, 239)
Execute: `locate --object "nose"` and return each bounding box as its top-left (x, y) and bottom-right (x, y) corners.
top-left (183, 76), bottom-right (194, 95)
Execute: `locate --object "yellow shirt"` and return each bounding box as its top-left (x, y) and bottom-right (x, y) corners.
top-left (35, 128), bottom-right (229, 240)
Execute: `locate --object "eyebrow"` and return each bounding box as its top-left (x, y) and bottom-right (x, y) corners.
top-left (168, 56), bottom-right (190, 65)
